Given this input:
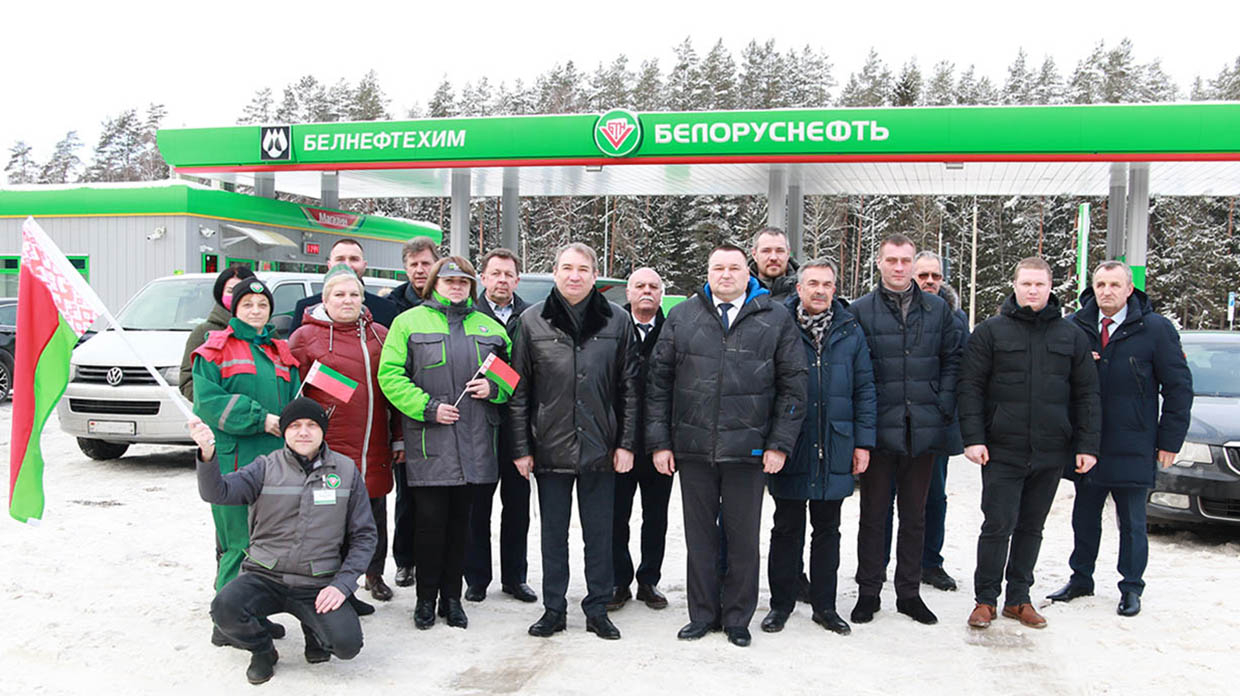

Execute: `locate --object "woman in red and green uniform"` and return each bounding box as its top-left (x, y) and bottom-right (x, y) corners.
top-left (378, 257), bottom-right (512, 631)
top-left (192, 279), bottom-right (300, 642)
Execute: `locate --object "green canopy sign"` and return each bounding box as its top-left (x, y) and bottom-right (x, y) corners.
top-left (158, 103), bottom-right (1240, 172)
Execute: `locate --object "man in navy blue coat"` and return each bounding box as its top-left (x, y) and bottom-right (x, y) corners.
top-left (1048, 261), bottom-right (1193, 617)
top-left (761, 258), bottom-right (875, 637)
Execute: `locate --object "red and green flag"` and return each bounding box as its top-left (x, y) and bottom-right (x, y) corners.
top-left (480, 353), bottom-right (520, 393)
top-left (302, 360), bottom-right (359, 403)
top-left (10, 218), bottom-right (106, 524)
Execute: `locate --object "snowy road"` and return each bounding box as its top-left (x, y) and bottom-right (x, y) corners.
top-left (2, 403), bottom-right (1237, 695)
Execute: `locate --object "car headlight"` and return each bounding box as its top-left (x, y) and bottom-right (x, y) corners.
top-left (1174, 441), bottom-right (1213, 468)
top-left (161, 366), bottom-right (180, 385)
top-left (68, 363), bottom-right (78, 381)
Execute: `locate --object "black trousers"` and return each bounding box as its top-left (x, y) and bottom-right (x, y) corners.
top-left (411, 484), bottom-right (474, 602)
top-left (211, 573), bottom-right (362, 658)
top-left (1069, 482), bottom-right (1149, 596)
top-left (612, 456), bottom-right (674, 589)
top-left (367, 496), bottom-right (387, 576)
top-left (769, 497), bottom-right (843, 614)
top-left (856, 451), bottom-right (933, 599)
top-left (536, 470), bottom-right (615, 618)
top-left (392, 464), bottom-right (416, 569)
top-left (463, 460), bottom-right (531, 589)
top-left (680, 460), bottom-right (765, 629)
top-left (973, 460), bottom-right (1061, 606)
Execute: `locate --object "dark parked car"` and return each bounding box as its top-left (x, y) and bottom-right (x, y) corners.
top-left (0, 298), bottom-right (15, 402)
top-left (1147, 331), bottom-right (1240, 527)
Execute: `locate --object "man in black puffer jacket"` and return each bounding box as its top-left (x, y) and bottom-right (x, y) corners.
top-left (958, 257), bottom-right (1100, 631)
top-left (508, 243), bottom-right (640, 641)
top-left (848, 234), bottom-right (962, 626)
top-left (647, 242), bottom-right (806, 648)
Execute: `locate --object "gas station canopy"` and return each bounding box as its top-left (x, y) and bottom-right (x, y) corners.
top-left (158, 103), bottom-right (1240, 198)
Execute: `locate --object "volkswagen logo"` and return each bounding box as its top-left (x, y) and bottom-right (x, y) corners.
top-left (106, 367), bottom-right (124, 386)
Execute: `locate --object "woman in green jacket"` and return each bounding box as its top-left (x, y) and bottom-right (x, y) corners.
top-left (379, 257), bottom-right (512, 631)
top-left (192, 279), bottom-right (300, 643)
top-left (179, 265), bottom-right (255, 400)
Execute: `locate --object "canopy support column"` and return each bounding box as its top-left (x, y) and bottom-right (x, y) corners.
top-left (767, 167), bottom-right (787, 232)
top-left (1106, 163), bottom-right (1128, 260)
top-left (786, 166), bottom-right (804, 260)
top-left (254, 173), bottom-right (274, 199)
top-left (502, 168), bottom-right (520, 253)
top-left (320, 172), bottom-right (339, 209)
top-left (1125, 163), bottom-right (1151, 291)
top-left (450, 169), bottom-right (471, 258)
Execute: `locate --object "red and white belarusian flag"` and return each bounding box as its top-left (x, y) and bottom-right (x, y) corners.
top-left (9, 218), bottom-right (107, 523)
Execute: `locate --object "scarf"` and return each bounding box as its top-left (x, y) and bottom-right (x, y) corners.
top-left (796, 303), bottom-right (833, 353)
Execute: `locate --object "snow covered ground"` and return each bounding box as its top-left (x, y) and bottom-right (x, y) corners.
top-left (2, 402), bottom-right (1238, 695)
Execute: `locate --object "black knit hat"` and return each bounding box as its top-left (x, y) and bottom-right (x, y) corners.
top-left (230, 278), bottom-right (274, 317)
top-left (213, 265), bottom-right (255, 306)
top-left (279, 397), bottom-right (329, 435)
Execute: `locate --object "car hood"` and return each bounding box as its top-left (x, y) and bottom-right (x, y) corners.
top-left (1186, 396), bottom-right (1240, 445)
top-left (71, 330), bottom-right (189, 368)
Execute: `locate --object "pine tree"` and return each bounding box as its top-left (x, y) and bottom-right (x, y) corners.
top-left (427, 77), bottom-right (456, 117)
top-left (1068, 41), bottom-right (1106, 104)
top-left (1032, 57), bottom-right (1064, 105)
top-left (699, 39), bottom-right (737, 110)
top-left (351, 70), bottom-right (390, 120)
top-left (786, 46), bottom-right (834, 108)
top-left (891, 59), bottom-right (922, 106)
top-left (82, 108), bottom-right (144, 182)
top-left (1003, 49), bottom-right (1035, 105)
top-left (665, 38), bottom-right (701, 111)
top-left (587, 55), bottom-right (633, 111)
top-left (924, 61), bottom-right (956, 106)
top-left (238, 88), bottom-right (274, 125)
top-left (5, 141), bottom-right (38, 184)
top-left (535, 61), bottom-right (585, 114)
top-left (630, 60), bottom-right (664, 111)
top-left (38, 131), bottom-right (83, 184)
top-left (137, 103), bottom-right (169, 181)
top-left (839, 49), bottom-right (892, 107)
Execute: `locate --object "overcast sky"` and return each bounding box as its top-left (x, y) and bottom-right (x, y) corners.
top-left (3, 0), bottom-right (1236, 163)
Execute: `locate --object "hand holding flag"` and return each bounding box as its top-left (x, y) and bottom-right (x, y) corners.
top-left (451, 353), bottom-right (520, 408)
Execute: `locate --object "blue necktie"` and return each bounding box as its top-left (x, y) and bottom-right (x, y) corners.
top-left (719, 302), bottom-right (733, 332)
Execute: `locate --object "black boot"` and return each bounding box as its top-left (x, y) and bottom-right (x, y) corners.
top-left (851, 595), bottom-right (881, 623)
top-left (440, 598), bottom-right (468, 628)
top-left (528, 609), bottom-right (567, 637)
top-left (246, 648), bottom-right (279, 685)
top-left (413, 599), bottom-right (436, 629)
top-left (896, 596), bottom-right (938, 625)
top-left (303, 627), bottom-right (330, 664)
top-left (348, 594), bottom-right (375, 616)
top-left (257, 617), bottom-right (285, 639)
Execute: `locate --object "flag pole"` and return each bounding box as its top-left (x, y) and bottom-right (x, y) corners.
top-left (452, 364), bottom-right (487, 408)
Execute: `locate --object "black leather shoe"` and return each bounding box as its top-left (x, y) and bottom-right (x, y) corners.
top-left (246, 648), bottom-right (279, 685)
top-left (528, 609), bottom-right (567, 637)
top-left (413, 599), bottom-right (436, 630)
top-left (677, 621), bottom-right (720, 640)
top-left (1117, 591), bottom-right (1141, 617)
top-left (258, 617), bottom-right (286, 639)
top-left (366, 574), bottom-right (394, 602)
top-left (1046, 580), bottom-right (1094, 603)
top-left (812, 610), bottom-right (851, 635)
top-left (441, 598), bottom-right (468, 628)
top-left (303, 628), bottom-right (330, 664)
top-left (851, 595), bottom-right (880, 623)
top-left (464, 585), bottom-right (487, 602)
top-left (502, 583), bottom-right (539, 603)
top-left (394, 566), bottom-right (415, 587)
top-left (921, 566), bottom-right (958, 592)
top-left (797, 574), bottom-right (812, 604)
top-left (348, 594), bottom-right (375, 616)
top-left (606, 586), bottom-right (632, 611)
top-left (636, 584), bottom-right (668, 609)
top-left (586, 614), bottom-right (621, 640)
top-left (725, 626), bottom-right (752, 647)
top-left (896, 596), bottom-right (939, 625)
top-left (760, 609), bottom-right (790, 633)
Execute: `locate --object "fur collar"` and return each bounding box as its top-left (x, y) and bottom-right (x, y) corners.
top-left (541, 287), bottom-right (613, 344)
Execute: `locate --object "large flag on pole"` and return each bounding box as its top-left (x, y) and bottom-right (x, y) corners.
top-left (10, 217), bottom-right (108, 523)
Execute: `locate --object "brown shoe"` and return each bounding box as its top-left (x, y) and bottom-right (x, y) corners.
top-left (1002, 603), bottom-right (1047, 629)
top-left (366, 573), bottom-right (394, 602)
top-left (967, 603), bottom-right (997, 629)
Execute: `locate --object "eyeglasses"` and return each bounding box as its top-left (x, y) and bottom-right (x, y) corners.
top-left (916, 272), bottom-right (943, 280)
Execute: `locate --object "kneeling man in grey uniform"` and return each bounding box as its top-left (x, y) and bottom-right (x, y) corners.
top-left (190, 397), bottom-right (377, 684)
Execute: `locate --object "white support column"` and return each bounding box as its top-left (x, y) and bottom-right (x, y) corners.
top-left (767, 167), bottom-right (787, 232)
top-left (450, 169), bottom-right (471, 258)
top-left (321, 172), bottom-right (339, 209)
top-left (1125, 163), bottom-right (1151, 290)
top-left (253, 172), bottom-right (275, 199)
top-left (786, 166), bottom-right (804, 260)
top-left (501, 168), bottom-right (520, 252)
top-left (1106, 163), bottom-right (1128, 260)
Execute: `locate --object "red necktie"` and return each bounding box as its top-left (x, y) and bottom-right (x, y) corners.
top-left (1101, 317), bottom-right (1114, 349)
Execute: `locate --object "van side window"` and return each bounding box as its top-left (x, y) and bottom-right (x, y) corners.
top-left (271, 282), bottom-right (307, 319)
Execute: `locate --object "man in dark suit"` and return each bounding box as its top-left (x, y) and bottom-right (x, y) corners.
top-left (464, 248), bottom-right (537, 604)
top-left (608, 267), bottom-right (672, 612)
top-left (1048, 260), bottom-right (1193, 617)
top-left (287, 238), bottom-right (399, 333)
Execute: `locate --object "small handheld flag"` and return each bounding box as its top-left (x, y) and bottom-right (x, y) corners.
top-left (452, 353), bottom-right (521, 407)
top-left (300, 360), bottom-right (359, 403)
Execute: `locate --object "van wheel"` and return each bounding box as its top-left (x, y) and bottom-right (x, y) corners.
top-left (77, 438), bottom-right (130, 460)
top-left (0, 349), bottom-right (12, 402)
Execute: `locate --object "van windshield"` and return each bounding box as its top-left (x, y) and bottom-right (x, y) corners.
top-left (116, 278), bottom-right (217, 331)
